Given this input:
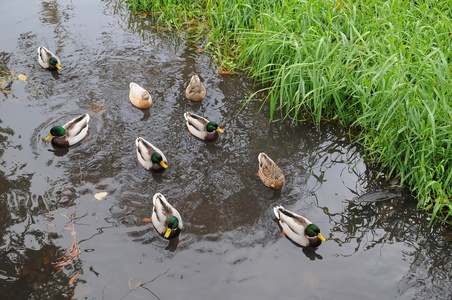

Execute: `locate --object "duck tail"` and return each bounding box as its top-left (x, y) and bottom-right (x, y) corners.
top-left (273, 206), bottom-right (283, 219)
top-left (153, 193), bottom-right (163, 206)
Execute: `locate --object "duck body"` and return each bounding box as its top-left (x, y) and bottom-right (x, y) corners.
top-left (45, 113), bottom-right (90, 147)
top-left (135, 137), bottom-right (168, 172)
top-left (37, 46), bottom-right (61, 70)
top-left (152, 193), bottom-right (183, 239)
top-left (185, 75), bottom-right (206, 101)
top-left (273, 206), bottom-right (326, 247)
top-left (129, 82), bottom-right (152, 109)
top-left (258, 153), bottom-right (285, 189)
top-left (184, 112), bottom-right (224, 141)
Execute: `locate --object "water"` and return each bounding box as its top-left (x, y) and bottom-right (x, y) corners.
top-left (1, 1), bottom-right (451, 299)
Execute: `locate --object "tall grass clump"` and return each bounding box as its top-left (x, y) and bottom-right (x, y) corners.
top-left (122, 0), bottom-right (452, 224)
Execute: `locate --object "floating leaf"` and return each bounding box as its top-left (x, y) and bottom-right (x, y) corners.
top-left (69, 272), bottom-right (79, 285)
top-left (142, 217), bottom-right (152, 223)
top-left (17, 74), bottom-right (27, 81)
top-left (94, 192), bottom-right (108, 201)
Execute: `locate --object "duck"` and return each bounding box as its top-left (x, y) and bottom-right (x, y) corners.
top-left (273, 206), bottom-right (326, 247)
top-left (135, 137), bottom-right (168, 172)
top-left (258, 153), bottom-right (285, 189)
top-left (37, 46), bottom-right (61, 70)
top-left (129, 82), bottom-right (152, 109)
top-left (184, 112), bottom-right (224, 141)
top-left (152, 193), bottom-right (183, 239)
top-left (45, 113), bottom-right (90, 147)
top-left (185, 75), bottom-right (206, 101)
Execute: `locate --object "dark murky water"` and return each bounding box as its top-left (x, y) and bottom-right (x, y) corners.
top-left (1, 1), bottom-right (451, 299)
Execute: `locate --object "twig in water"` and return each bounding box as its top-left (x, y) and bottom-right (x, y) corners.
top-left (120, 268), bottom-right (170, 300)
top-left (53, 215), bottom-right (81, 273)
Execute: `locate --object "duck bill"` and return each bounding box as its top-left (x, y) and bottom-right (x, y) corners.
top-left (45, 133), bottom-right (53, 141)
top-left (164, 228), bottom-right (172, 238)
top-left (160, 161), bottom-right (168, 168)
top-left (270, 179), bottom-right (278, 188)
top-left (317, 233), bottom-right (326, 242)
top-left (216, 127), bottom-right (224, 133)
top-left (55, 64), bottom-right (62, 70)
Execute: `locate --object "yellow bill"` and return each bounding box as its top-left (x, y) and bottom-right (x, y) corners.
top-left (164, 228), bottom-right (172, 238)
top-left (216, 127), bottom-right (224, 133)
top-left (318, 233), bottom-right (326, 242)
top-left (160, 161), bottom-right (168, 168)
top-left (56, 64), bottom-right (62, 70)
top-left (45, 133), bottom-right (53, 141)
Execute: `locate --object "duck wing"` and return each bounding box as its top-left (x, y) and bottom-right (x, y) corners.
top-left (274, 206), bottom-right (310, 235)
top-left (63, 114), bottom-right (90, 138)
top-left (184, 112), bottom-right (208, 132)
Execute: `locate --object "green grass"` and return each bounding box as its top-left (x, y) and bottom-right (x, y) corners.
top-left (121, 0), bottom-right (452, 224)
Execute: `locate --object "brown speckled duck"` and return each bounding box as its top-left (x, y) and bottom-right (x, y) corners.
top-left (185, 75), bottom-right (206, 101)
top-left (258, 153), bottom-right (285, 189)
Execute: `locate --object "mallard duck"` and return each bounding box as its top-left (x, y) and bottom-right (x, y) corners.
top-left (37, 46), bottom-right (61, 70)
top-left (152, 193), bottom-right (183, 239)
top-left (45, 113), bottom-right (90, 147)
top-left (273, 206), bottom-right (326, 247)
top-left (184, 112), bottom-right (224, 141)
top-left (185, 75), bottom-right (206, 101)
top-left (135, 137), bottom-right (168, 172)
top-left (129, 82), bottom-right (152, 109)
top-left (258, 153), bottom-right (285, 189)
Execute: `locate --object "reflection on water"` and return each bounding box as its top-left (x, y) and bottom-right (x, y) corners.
top-left (0, 0), bottom-right (451, 299)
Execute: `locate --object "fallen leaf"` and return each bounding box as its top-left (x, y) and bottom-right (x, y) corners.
top-left (84, 183), bottom-right (99, 187)
top-left (128, 278), bottom-right (142, 291)
top-left (94, 192), bottom-right (108, 201)
top-left (17, 74), bottom-right (27, 81)
top-left (69, 272), bottom-right (79, 285)
top-left (142, 217), bottom-right (152, 223)
top-left (293, 187), bottom-right (299, 190)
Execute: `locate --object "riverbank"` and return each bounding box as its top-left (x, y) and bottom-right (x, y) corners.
top-left (121, 0), bottom-right (452, 224)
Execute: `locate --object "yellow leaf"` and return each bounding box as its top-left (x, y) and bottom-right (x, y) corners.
top-left (69, 272), bottom-right (79, 285)
top-left (17, 74), bottom-right (27, 81)
top-left (94, 192), bottom-right (108, 201)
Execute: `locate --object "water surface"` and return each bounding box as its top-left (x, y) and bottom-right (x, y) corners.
top-left (1, 1), bottom-right (451, 299)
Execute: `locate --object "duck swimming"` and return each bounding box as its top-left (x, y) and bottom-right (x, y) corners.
top-left (45, 113), bottom-right (90, 147)
top-left (184, 112), bottom-right (223, 141)
top-left (135, 137), bottom-right (168, 172)
top-left (37, 46), bottom-right (61, 70)
top-left (185, 75), bottom-right (206, 101)
top-left (273, 205), bottom-right (326, 247)
top-left (258, 153), bottom-right (285, 189)
top-left (129, 82), bottom-right (152, 109)
top-left (152, 193), bottom-right (183, 239)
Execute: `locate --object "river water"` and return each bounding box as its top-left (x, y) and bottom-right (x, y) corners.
top-left (0, 1), bottom-right (451, 299)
